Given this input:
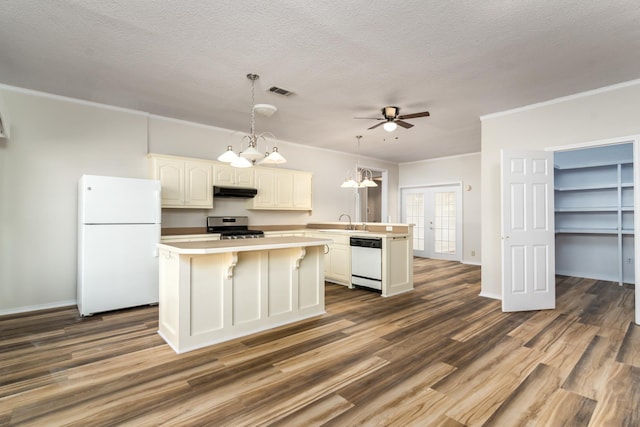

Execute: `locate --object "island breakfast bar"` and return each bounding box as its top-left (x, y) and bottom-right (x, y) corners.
top-left (157, 237), bottom-right (331, 353)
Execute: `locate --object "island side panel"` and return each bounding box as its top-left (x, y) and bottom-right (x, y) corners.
top-left (190, 254), bottom-right (225, 336)
top-left (298, 246), bottom-right (325, 312)
top-left (382, 236), bottom-right (414, 297)
top-left (268, 248), bottom-right (295, 318)
top-left (157, 248), bottom-right (182, 352)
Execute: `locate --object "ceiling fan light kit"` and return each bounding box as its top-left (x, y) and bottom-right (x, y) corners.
top-left (356, 105), bottom-right (430, 132)
top-left (217, 73), bottom-right (286, 167)
top-left (383, 121), bottom-right (397, 132)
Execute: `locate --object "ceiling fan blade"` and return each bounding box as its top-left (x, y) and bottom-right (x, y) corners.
top-left (395, 120), bottom-right (414, 129)
top-left (397, 111), bottom-right (430, 120)
top-left (354, 117), bottom-right (384, 120)
top-left (368, 122), bottom-right (386, 130)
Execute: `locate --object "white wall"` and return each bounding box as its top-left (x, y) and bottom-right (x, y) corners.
top-left (399, 152), bottom-right (481, 264)
top-left (480, 80), bottom-right (640, 299)
top-left (0, 85), bottom-right (399, 313)
top-left (0, 88), bottom-right (148, 313)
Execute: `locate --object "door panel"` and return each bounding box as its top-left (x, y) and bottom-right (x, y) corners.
top-left (401, 189), bottom-right (427, 257)
top-left (501, 150), bottom-right (555, 312)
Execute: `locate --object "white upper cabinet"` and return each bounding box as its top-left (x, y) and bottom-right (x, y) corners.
top-left (149, 153), bottom-right (311, 211)
top-left (292, 171), bottom-right (312, 209)
top-left (213, 163), bottom-right (255, 188)
top-left (148, 154), bottom-right (213, 209)
top-left (247, 168), bottom-right (312, 211)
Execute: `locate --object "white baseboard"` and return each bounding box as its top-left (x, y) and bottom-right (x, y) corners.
top-left (0, 300), bottom-right (76, 316)
top-left (462, 260), bottom-right (481, 266)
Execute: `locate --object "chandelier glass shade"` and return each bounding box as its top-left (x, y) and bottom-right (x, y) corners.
top-left (218, 73), bottom-right (286, 168)
top-left (340, 135), bottom-right (378, 188)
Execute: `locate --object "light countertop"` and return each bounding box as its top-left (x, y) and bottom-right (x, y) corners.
top-left (158, 236), bottom-right (333, 255)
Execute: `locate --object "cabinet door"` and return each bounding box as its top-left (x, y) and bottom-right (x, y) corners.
top-left (275, 171), bottom-right (294, 207)
top-left (330, 243), bottom-right (351, 283)
top-left (185, 161), bottom-right (213, 208)
top-left (213, 163), bottom-right (236, 186)
top-left (293, 172), bottom-right (312, 209)
top-left (153, 157), bottom-right (184, 206)
top-left (236, 169), bottom-right (255, 187)
top-left (253, 170), bottom-right (275, 208)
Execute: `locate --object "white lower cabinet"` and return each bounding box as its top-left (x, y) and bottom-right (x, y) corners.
top-left (306, 230), bottom-right (414, 295)
top-left (306, 232), bottom-right (351, 286)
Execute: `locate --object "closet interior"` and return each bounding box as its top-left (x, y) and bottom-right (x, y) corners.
top-left (554, 142), bottom-right (635, 285)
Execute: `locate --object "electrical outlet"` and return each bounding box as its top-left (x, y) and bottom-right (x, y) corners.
top-left (471, 250), bottom-right (476, 257)
top-left (627, 257), bottom-right (634, 264)
top-left (386, 226), bottom-right (393, 231)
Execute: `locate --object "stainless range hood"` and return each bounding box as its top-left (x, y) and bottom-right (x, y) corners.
top-left (213, 186), bottom-right (258, 198)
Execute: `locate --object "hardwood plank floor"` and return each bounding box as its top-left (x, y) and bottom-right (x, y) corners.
top-left (1, 258), bottom-right (639, 426)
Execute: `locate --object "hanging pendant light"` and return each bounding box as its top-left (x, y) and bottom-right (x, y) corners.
top-left (218, 73), bottom-right (286, 167)
top-left (340, 135), bottom-right (378, 188)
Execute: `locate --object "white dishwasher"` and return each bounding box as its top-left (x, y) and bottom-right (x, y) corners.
top-left (350, 236), bottom-right (383, 291)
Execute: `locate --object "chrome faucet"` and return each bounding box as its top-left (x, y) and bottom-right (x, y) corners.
top-left (339, 213), bottom-right (353, 230)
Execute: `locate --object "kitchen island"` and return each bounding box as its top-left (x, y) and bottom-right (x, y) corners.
top-left (157, 237), bottom-right (331, 353)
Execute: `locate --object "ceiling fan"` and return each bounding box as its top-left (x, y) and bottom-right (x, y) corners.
top-left (355, 106), bottom-right (430, 132)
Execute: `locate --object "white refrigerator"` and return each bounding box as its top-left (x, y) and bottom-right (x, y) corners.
top-left (77, 174), bottom-right (162, 316)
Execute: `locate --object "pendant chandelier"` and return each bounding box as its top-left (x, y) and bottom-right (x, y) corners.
top-left (341, 136), bottom-right (378, 188)
top-left (218, 73), bottom-right (286, 168)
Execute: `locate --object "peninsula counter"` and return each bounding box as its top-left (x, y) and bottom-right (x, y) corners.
top-left (157, 237), bottom-right (331, 353)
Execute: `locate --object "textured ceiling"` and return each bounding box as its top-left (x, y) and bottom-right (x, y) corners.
top-left (1, 1), bottom-right (640, 163)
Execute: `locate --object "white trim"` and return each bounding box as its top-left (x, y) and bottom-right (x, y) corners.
top-left (0, 83), bottom-right (148, 116)
top-left (149, 113), bottom-right (240, 133)
top-left (0, 300), bottom-right (77, 316)
top-left (399, 181), bottom-right (463, 190)
top-left (634, 138), bottom-right (640, 325)
top-left (462, 260), bottom-right (481, 266)
top-left (481, 79), bottom-right (640, 121)
top-left (400, 151), bottom-right (480, 166)
top-left (479, 291), bottom-right (501, 300)
top-left (545, 134), bottom-right (639, 153)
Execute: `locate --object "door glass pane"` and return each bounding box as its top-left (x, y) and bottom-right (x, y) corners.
top-left (434, 191), bottom-right (456, 255)
top-left (406, 193), bottom-right (425, 251)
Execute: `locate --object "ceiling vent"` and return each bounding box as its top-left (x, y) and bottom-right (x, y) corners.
top-left (268, 86), bottom-right (294, 96)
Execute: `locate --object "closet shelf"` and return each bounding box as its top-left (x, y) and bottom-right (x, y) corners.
top-left (555, 228), bottom-right (634, 235)
top-left (555, 183), bottom-right (619, 191)
top-left (555, 206), bottom-right (635, 213)
top-left (554, 159), bottom-right (633, 170)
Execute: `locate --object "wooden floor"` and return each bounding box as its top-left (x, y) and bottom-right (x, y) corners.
top-left (1, 258), bottom-right (640, 426)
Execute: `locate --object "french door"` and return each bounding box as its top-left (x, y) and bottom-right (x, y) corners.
top-left (401, 185), bottom-right (462, 260)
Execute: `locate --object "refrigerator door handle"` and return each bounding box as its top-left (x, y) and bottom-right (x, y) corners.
top-left (154, 190), bottom-right (161, 224)
top-left (153, 226), bottom-right (160, 257)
